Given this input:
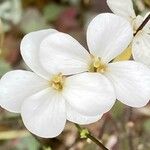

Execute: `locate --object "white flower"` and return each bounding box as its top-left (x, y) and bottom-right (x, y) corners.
top-left (0, 27), bottom-right (116, 138)
top-left (107, 0), bottom-right (150, 66)
top-left (1, 13), bottom-right (150, 138)
top-left (38, 13), bottom-right (150, 108)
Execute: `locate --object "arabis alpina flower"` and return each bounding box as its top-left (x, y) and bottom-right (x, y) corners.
top-left (0, 29), bottom-right (116, 138)
top-left (1, 13), bottom-right (150, 138)
top-left (38, 13), bottom-right (150, 108)
top-left (107, 0), bottom-right (150, 66)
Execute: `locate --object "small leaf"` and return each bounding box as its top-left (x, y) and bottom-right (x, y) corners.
top-left (113, 45), bottom-right (132, 62)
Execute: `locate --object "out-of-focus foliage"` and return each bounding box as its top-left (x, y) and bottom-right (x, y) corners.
top-left (15, 136), bottom-right (41, 150)
top-left (0, 0), bottom-right (22, 31)
top-left (20, 8), bottom-right (49, 34)
top-left (143, 119), bottom-right (150, 133)
top-left (43, 3), bottom-right (65, 22)
top-left (0, 59), bottom-right (11, 77)
top-left (111, 101), bottom-right (124, 119)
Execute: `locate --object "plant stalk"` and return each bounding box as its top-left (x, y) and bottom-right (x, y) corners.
top-left (75, 123), bottom-right (108, 150)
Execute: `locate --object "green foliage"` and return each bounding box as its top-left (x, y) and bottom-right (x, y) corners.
top-left (111, 101), bottom-right (124, 119)
top-left (20, 8), bottom-right (49, 34)
top-left (0, 58), bottom-right (11, 77)
top-left (15, 136), bottom-right (40, 150)
top-left (143, 119), bottom-right (150, 133)
top-left (43, 3), bottom-right (65, 22)
top-left (80, 129), bottom-right (89, 138)
top-left (0, 0), bottom-right (22, 32)
top-left (83, 143), bottom-right (97, 150)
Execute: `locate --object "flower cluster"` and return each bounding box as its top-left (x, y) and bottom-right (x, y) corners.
top-left (107, 0), bottom-right (150, 66)
top-left (0, 0), bottom-right (150, 138)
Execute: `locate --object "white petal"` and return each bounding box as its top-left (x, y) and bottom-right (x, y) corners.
top-left (21, 89), bottom-right (66, 138)
top-left (21, 29), bottom-right (57, 79)
top-left (107, 0), bottom-right (136, 21)
top-left (66, 103), bottom-right (102, 125)
top-left (0, 70), bottom-right (48, 113)
top-left (39, 32), bottom-right (91, 75)
top-left (63, 73), bottom-right (116, 116)
top-left (132, 33), bottom-right (150, 67)
top-left (143, 13), bottom-right (150, 34)
top-left (133, 14), bottom-right (150, 33)
top-left (87, 13), bottom-right (133, 63)
top-left (105, 61), bottom-right (150, 107)
top-left (133, 15), bottom-right (143, 32)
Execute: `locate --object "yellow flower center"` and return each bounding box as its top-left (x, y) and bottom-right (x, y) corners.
top-left (89, 56), bottom-right (107, 73)
top-left (50, 73), bottom-right (65, 91)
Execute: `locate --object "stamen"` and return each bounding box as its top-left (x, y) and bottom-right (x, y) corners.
top-left (50, 73), bottom-right (65, 91)
top-left (89, 56), bottom-right (107, 73)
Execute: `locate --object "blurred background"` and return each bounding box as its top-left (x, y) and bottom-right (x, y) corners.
top-left (0, 0), bottom-right (150, 149)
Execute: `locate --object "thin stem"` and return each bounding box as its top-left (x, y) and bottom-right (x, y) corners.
top-left (86, 134), bottom-right (108, 150)
top-left (75, 123), bottom-right (82, 131)
top-left (75, 123), bottom-right (108, 150)
top-left (134, 14), bottom-right (150, 36)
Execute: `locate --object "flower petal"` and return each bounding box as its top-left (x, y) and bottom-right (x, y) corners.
top-left (107, 0), bottom-right (136, 21)
top-left (20, 29), bottom-right (57, 79)
top-left (39, 32), bottom-right (91, 75)
top-left (142, 13), bottom-right (150, 34)
top-left (0, 70), bottom-right (48, 113)
top-left (132, 33), bottom-right (150, 67)
top-left (21, 88), bottom-right (66, 138)
top-left (105, 61), bottom-right (150, 107)
top-left (63, 72), bottom-right (116, 116)
top-left (87, 13), bottom-right (133, 63)
top-left (66, 103), bottom-right (102, 125)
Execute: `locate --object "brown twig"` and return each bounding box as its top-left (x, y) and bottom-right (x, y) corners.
top-left (134, 14), bottom-right (150, 36)
top-left (75, 123), bottom-right (108, 150)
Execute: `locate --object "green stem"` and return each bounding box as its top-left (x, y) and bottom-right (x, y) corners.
top-left (75, 123), bottom-right (108, 150)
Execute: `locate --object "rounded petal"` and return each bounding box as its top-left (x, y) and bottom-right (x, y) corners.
top-left (66, 103), bottom-right (102, 125)
top-left (87, 13), bottom-right (133, 63)
top-left (63, 72), bottom-right (116, 116)
top-left (39, 32), bottom-right (91, 75)
top-left (107, 0), bottom-right (136, 21)
top-left (133, 14), bottom-right (150, 33)
top-left (21, 89), bottom-right (66, 138)
top-left (133, 15), bottom-right (143, 32)
top-left (20, 29), bottom-right (57, 79)
top-left (132, 33), bottom-right (150, 67)
top-left (0, 70), bottom-right (48, 113)
top-left (143, 13), bottom-right (150, 34)
top-left (105, 61), bottom-right (150, 107)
